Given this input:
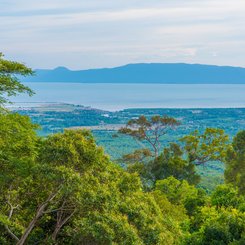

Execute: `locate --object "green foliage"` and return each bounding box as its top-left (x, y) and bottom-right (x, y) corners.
top-left (123, 143), bottom-right (200, 190)
top-left (225, 130), bottom-right (245, 194)
top-left (185, 206), bottom-right (245, 245)
top-left (195, 163), bottom-right (225, 194)
top-left (0, 113), bottom-right (244, 244)
top-left (1, 55), bottom-right (244, 245)
top-left (17, 106), bottom-right (245, 192)
top-left (121, 148), bottom-right (152, 164)
top-left (0, 112), bottom-right (38, 160)
top-left (0, 113), bottom-right (39, 193)
top-left (155, 176), bottom-right (199, 205)
top-left (0, 53), bottom-right (34, 106)
top-left (38, 129), bottom-right (105, 172)
top-left (154, 176), bottom-right (207, 217)
top-left (211, 184), bottom-right (242, 208)
top-left (185, 181), bottom-right (245, 245)
top-left (151, 143), bottom-right (200, 185)
top-left (119, 125), bottom-right (231, 192)
top-left (152, 190), bottom-right (189, 241)
top-left (181, 128), bottom-right (230, 166)
top-left (0, 116), bottom-right (183, 244)
top-left (119, 115), bottom-right (180, 157)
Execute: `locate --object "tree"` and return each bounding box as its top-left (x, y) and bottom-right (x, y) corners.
top-left (211, 184), bottom-right (242, 208)
top-left (119, 115), bottom-right (180, 158)
top-left (0, 55), bottom-right (184, 244)
top-left (0, 128), bottom-right (184, 244)
top-left (181, 128), bottom-right (230, 166)
top-left (119, 148), bottom-right (153, 189)
top-left (0, 113), bottom-right (39, 197)
top-left (150, 143), bottom-right (200, 185)
top-left (225, 130), bottom-right (245, 194)
top-left (154, 176), bottom-right (206, 218)
top-left (184, 206), bottom-right (245, 245)
top-left (0, 53), bottom-right (34, 106)
top-left (155, 176), bottom-right (199, 206)
top-left (120, 148), bottom-right (153, 165)
top-left (123, 143), bottom-right (200, 190)
top-left (38, 130), bottom-right (181, 244)
top-left (184, 180), bottom-right (245, 245)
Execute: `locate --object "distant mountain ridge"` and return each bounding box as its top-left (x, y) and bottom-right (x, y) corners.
top-left (23, 63), bottom-right (245, 84)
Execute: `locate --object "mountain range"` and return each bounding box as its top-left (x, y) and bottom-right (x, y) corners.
top-left (23, 63), bottom-right (245, 84)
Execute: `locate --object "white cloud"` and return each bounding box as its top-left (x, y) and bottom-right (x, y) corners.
top-left (0, 0), bottom-right (245, 68)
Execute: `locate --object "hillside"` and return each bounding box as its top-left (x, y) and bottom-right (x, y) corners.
top-left (23, 63), bottom-right (245, 84)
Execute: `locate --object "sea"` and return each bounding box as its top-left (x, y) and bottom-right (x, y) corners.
top-left (10, 83), bottom-right (245, 111)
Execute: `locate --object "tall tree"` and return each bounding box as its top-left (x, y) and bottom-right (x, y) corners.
top-left (119, 115), bottom-right (180, 158)
top-left (225, 130), bottom-right (245, 194)
top-left (150, 143), bottom-right (200, 185)
top-left (0, 129), bottom-right (183, 244)
top-left (181, 128), bottom-right (230, 166)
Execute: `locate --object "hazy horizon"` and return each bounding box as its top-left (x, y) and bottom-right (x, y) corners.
top-left (36, 62), bottom-right (245, 71)
top-left (11, 83), bottom-right (245, 111)
top-left (1, 0), bottom-right (245, 69)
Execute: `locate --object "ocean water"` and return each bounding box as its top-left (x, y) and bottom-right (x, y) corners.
top-left (11, 83), bottom-right (245, 111)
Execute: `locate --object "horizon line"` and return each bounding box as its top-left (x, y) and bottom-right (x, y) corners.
top-left (34, 62), bottom-right (245, 71)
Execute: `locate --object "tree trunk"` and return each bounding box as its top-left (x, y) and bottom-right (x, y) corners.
top-left (16, 191), bottom-right (58, 245)
top-left (153, 145), bottom-right (158, 158)
top-left (16, 202), bottom-right (48, 245)
top-left (51, 209), bottom-right (76, 242)
top-left (4, 199), bottom-right (20, 242)
top-left (51, 226), bottom-right (60, 242)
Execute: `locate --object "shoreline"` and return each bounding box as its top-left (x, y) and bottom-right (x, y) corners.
top-left (7, 102), bottom-right (245, 113)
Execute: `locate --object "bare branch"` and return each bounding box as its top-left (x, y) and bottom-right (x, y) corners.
top-left (4, 197), bottom-right (20, 242)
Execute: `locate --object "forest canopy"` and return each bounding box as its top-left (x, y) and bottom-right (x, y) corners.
top-left (0, 54), bottom-right (244, 244)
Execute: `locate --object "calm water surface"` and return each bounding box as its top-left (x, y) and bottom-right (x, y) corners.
top-left (12, 83), bottom-right (245, 111)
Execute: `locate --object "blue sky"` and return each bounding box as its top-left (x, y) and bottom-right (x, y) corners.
top-left (1, 0), bottom-right (245, 69)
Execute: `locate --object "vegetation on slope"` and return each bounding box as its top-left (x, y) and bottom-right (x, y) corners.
top-left (0, 54), bottom-right (244, 244)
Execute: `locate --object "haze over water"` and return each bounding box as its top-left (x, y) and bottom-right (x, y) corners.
top-left (12, 83), bottom-right (245, 111)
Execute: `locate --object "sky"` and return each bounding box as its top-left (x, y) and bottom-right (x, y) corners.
top-left (1, 0), bottom-right (245, 69)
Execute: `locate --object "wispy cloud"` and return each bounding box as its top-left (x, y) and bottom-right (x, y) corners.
top-left (1, 0), bottom-right (245, 69)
